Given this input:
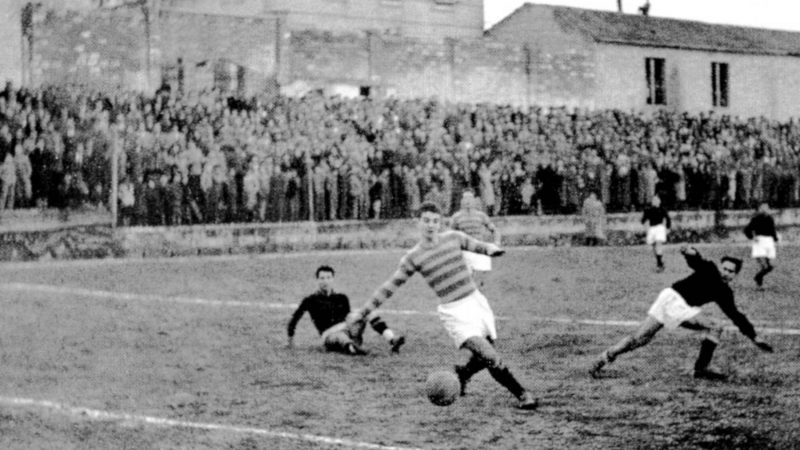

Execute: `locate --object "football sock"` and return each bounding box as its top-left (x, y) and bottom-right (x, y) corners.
top-left (656, 254), bottom-right (663, 267)
top-left (369, 316), bottom-right (389, 335)
top-left (694, 339), bottom-right (718, 372)
top-left (488, 365), bottom-right (526, 399)
top-left (456, 356), bottom-right (486, 386)
top-left (607, 336), bottom-right (635, 359)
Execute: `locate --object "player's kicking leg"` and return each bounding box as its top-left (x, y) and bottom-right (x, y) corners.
top-left (366, 312), bottom-right (405, 353)
top-left (590, 316), bottom-right (663, 378)
top-left (458, 336), bottom-right (538, 410)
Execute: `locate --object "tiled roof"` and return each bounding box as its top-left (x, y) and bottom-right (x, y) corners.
top-left (491, 3), bottom-right (800, 56)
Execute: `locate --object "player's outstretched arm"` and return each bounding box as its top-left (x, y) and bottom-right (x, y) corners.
top-left (349, 261), bottom-right (415, 324)
top-left (286, 300), bottom-right (307, 348)
top-left (486, 243), bottom-right (505, 257)
top-left (460, 231), bottom-right (504, 257)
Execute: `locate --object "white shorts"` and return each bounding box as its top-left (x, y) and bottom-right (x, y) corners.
top-left (462, 251), bottom-right (492, 272)
top-left (751, 236), bottom-right (776, 260)
top-left (646, 224), bottom-right (668, 245)
top-left (647, 288), bottom-right (702, 329)
top-left (437, 290), bottom-right (497, 348)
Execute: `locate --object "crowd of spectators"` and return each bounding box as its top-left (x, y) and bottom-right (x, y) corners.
top-left (1, 80), bottom-right (800, 226)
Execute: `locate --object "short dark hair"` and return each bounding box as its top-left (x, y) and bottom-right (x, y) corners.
top-left (721, 256), bottom-right (743, 274)
top-left (315, 265), bottom-right (335, 278)
top-left (419, 201), bottom-right (442, 216)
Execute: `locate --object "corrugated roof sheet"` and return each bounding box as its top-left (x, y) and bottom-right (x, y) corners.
top-left (492, 3), bottom-right (800, 56)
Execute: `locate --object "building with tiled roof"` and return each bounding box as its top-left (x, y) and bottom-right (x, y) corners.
top-left (488, 3), bottom-right (800, 118)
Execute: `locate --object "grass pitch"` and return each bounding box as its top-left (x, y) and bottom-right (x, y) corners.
top-left (1, 244), bottom-right (798, 449)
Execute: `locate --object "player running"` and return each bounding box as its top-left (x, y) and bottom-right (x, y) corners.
top-left (641, 194), bottom-right (671, 272)
top-left (346, 201), bottom-right (538, 410)
top-left (745, 202), bottom-right (778, 288)
top-left (450, 191), bottom-right (500, 285)
top-left (287, 265), bottom-right (405, 355)
top-left (589, 246), bottom-right (773, 380)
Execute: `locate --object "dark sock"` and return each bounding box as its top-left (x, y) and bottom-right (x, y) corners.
top-left (455, 356), bottom-right (486, 387)
top-left (755, 268), bottom-right (768, 286)
top-left (369, 316), bottom-right (388, 335)
top-left (694, 339), bottom-right (718, 372)
top-left (488, 365), bottom-right (526, 399)
top-left (656, 255), bottom-right (664, 267)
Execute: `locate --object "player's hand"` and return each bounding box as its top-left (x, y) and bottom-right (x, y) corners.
top-left (287, 336), bottom-right (294, 349)
top-left (752, 338), bottom-right (774, 353)
top-left (486, 244), bottom-right (505, 257)
top-left (680, 245), bottom-right (697, 256)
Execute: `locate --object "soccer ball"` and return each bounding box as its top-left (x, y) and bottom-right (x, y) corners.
top-left (425, 370), bottom-right (460, 406)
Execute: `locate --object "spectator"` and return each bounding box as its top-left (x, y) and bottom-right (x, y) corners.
top-left (582, 192), bottom-right (606, 246)
top-left (13, 143), bottom-right (32, 208)
top-left (118, 176), bottom-right (136, 226)
top-left (0, 152), bottom-right (17, 212)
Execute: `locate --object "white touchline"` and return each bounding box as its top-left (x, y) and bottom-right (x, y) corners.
top-left (2, 282), bottom-right (799, 336)
top-left (0, 282), bottom-right (435, 317)
top-left (0, 396), bottom-right (423, 450)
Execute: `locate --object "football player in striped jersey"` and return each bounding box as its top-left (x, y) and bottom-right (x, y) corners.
top-left (450, 191), bottom-right (500, 286)
top-left (347, 201), bottom-right (538, 410)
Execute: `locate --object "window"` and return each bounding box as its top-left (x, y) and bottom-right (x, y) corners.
top-left (645, 57), bottom-right (666, 105)
top-left (712, 62), bottom-right (729, 107)
top-left (432, 0), bottom-right (457, 11)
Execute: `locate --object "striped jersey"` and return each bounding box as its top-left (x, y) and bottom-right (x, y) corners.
top-left (451, 209), bottom-right (494, 242)
top-left (368, 231), bottom-right (492, 309)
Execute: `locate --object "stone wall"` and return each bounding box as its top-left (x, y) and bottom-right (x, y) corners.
top-left (158, 10), bottom-right (283, 95)
top-left (26, 6), bottom-right (597, 106)
top-left (31, 7), bottom-right (149, 91)
top-left (287, 31), bottom-right (595, 106)
top-left (3, 208), bottom-right (795, 262)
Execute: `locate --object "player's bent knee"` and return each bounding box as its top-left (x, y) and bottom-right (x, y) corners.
top-left (461, 336), bottom-right (501, 367)
top-left (324, 331), bottom-right (353, 350)
top-left (703, 327), bottom-right (723, 343)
